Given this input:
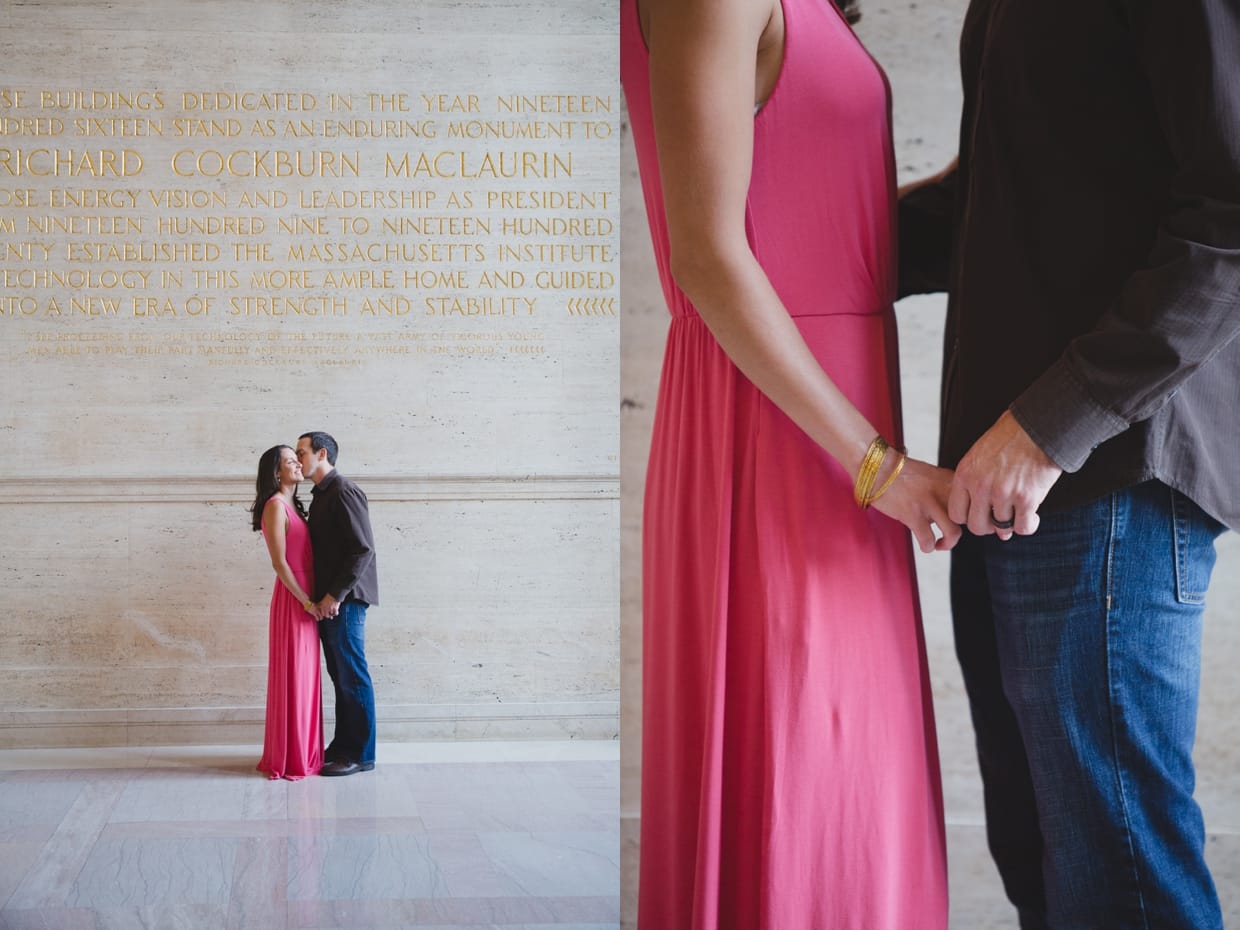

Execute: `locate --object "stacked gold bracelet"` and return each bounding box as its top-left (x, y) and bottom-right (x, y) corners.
top-left (853, 436), bottom-right (889, 506)
top-left (853, 435), bottom-right (908, 508)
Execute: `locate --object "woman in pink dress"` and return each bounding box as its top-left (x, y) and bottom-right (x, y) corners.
top-left (623, 0), bottom-right (958, 926)
top-left (250, 444), bottom-right (323, 780)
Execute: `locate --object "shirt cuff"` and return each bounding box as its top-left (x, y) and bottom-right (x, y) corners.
top-left (1009, 357), bottom-right (1130, 472)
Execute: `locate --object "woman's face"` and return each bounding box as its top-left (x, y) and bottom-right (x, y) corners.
top-left (276, 447), bottom-right (303, 486)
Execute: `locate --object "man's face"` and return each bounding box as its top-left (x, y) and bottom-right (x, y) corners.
top-left (295, 438), bottom-right (325, 481)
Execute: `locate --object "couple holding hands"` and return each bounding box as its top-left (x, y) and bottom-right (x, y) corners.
top-left (250, 431), bottom-right (379, 780)
top-left (625, 0), bottom-right (1240, 928)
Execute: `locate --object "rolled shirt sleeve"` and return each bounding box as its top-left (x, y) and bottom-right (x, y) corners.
top-left (1011, 0), bottom-right (1240, 472)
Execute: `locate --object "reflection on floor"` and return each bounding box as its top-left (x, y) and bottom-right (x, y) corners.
top-left (0, 741), bottom-right (620, 930)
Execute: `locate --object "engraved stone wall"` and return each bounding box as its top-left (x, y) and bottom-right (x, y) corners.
top-left (0, 0), bottom-right (619, 747)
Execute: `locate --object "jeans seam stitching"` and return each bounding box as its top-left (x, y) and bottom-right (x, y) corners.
top-left (1172, 488), bottom-right (1189, 604)
top-left (1105, 491), bottom-right (1151, 927)
top-left (1172, 489), bottom-right (1208, 604)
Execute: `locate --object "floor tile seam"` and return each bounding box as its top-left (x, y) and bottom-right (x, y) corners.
top-left (90, 820), bottom-right (618, 840)
top-left (5, 779), bottom-right (127, 911)
top-left (97, 816), bottom-right (432, 838)
top-left (281, 892), bottom-right (622, 914)
top-left (0, 741), bottom-right (620, 771)
top-left (0, 758), bottom-right (621, 773)
top-left (944, 815), bottom-right (987, 828)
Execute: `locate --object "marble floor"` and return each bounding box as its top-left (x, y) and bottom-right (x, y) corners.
top-left (0, 741), bottom-right (620, 930)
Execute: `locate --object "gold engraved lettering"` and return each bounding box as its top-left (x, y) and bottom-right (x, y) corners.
top-left (250, 269), bottom-right (316, 289)
top-left (228, 296), bottom-right (348, 316)
top-left (495, 94), bottom-right (612, 113)
top-left (420, 94), bottom-right (478, 113)
top-left (50, 188), bottom-right (141, 208)
top-left (28, 214), bottom-right (141, 234)
top-left (70, 296), bottom-right (123, 316)
top-left (369, 93), bottom-right (411, 112)
top-left (322, 269), bottom-right (394, 289)
top-left (384, 150), bottom-right (571, 179)
top-left (322, 119), bottom-right (436, 139)
top-left (535, 270), bottom-right (615, 290)
top-left (239, 190), bottom-right (287, 207)
top-left (181, 92), bottom-right (316, 112)
top-left (39, 90), bottom-right (166, 111)
top-left (170, 149), bottom-right (360, 178)
top-left (146, 188), bottom-right (226, 208)
top-left (73, 117), bottom-right (164, 137)
top-left (424, 295), bottom-right (535, 316)
top-left (359, 296), bottom-right (412, 316)
top-left (277, 215), bottom-right (327, 235)
top-left (0, 148), bottom-right (144, 177)
top-left (0, 242), bottom-right (54, 261)
top-left (501, 216), bottom-right (613, 237)
top-left (4, 79), bottom-right (618, 376)
top-left (380, 215), bottom-right (489, 235)
top-left (446, 120), bottom-right (572, 141)
top-left (0, 188), bottom-right (37, 207)
top-left (404, 270), bottom-right (468, 289)
top-left (485, 190), bottom-right (612, 209)
top-left (287, 242), bottom-right (485, 263)
top-left (298, 189), bottom-right (435, 209)
top-left (1, 116), bottom-right (66, 135)
top-left (478, 270), bottom-right (525, 288)
top-left (171, 118), bottom-right (242, 137)
top-left (156, 215), bottom-right (263, 235)
top-left (496, 243), bottom-right (612, 263)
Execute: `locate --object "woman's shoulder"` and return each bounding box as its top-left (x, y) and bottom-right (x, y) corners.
top-left (262, 494), bottom-right (291, 524)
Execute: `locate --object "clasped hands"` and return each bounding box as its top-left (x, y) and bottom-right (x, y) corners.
top-left (947, 410), bottom-right (1063, 542)
top-left (877, 409), bottom-right (1062, 551)
top-left (303, 595), bottom-right (341, 621)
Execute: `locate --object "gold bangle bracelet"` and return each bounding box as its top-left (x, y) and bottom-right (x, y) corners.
top-left (853, 436), bottom-right (890, 507)
top-left (864, 448), bottom-right (907, 508)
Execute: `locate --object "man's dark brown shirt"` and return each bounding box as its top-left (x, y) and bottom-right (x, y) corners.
top-left (308, 469), bottom-right (380, 605)
top-left (900, 0), bottom-right (1240, 528)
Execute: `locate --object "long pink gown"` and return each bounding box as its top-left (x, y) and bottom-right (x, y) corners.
top-left (622, 0), bottom-right (949, 926)
top-left (257, 497), bottom-right (324, 780)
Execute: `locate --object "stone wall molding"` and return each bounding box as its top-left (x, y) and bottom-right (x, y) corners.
top-left (0, 474), bottom-right (620, 505)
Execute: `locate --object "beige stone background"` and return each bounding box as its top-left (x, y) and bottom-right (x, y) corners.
top-left (619, 1), bottom-right (1240, 926)
top-left (0, 0), bottom-right (619, 748)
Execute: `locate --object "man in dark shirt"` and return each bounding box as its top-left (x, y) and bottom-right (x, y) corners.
top-left (296, 431), bottom-right (379, 777)
top-left (900, 2), bottom-right (1240, 927)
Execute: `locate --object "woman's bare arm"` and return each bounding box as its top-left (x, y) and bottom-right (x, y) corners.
top-left (261, 497), bottom-right (316, 613)
top-left (645, 0), bottom-right (959, 551)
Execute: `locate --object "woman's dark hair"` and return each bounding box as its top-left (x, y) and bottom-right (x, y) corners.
top-left (250, 444), bottom-right (307, 532)
top-left (836, 0), bottom-right (861, 25)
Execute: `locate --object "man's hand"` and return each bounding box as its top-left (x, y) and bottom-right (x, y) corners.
top-left (315, 594), bottom-right (341, 620)
top-left (949, 410), bottom-right (1063, 539)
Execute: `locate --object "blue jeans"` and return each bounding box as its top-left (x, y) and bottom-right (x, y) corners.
top-left (952, 480), bottom-right (1224, 930)
top-left (318, 599), bottom-right (376, 765)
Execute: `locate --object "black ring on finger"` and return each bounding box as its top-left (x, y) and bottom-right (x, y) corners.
top-left (990, 508), bottom-right (1016, 530)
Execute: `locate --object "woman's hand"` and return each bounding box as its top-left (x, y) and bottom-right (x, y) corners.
top-left (869, 456), bottom-right (961, 553)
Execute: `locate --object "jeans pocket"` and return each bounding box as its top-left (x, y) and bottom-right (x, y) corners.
top-left (1170, 488), bottom-right (1223, 605)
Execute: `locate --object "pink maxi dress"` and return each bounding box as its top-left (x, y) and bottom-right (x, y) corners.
top-left (622, 0), bottom-right (949, 926)
top-left (257, 497), bottom-right (324, 780)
